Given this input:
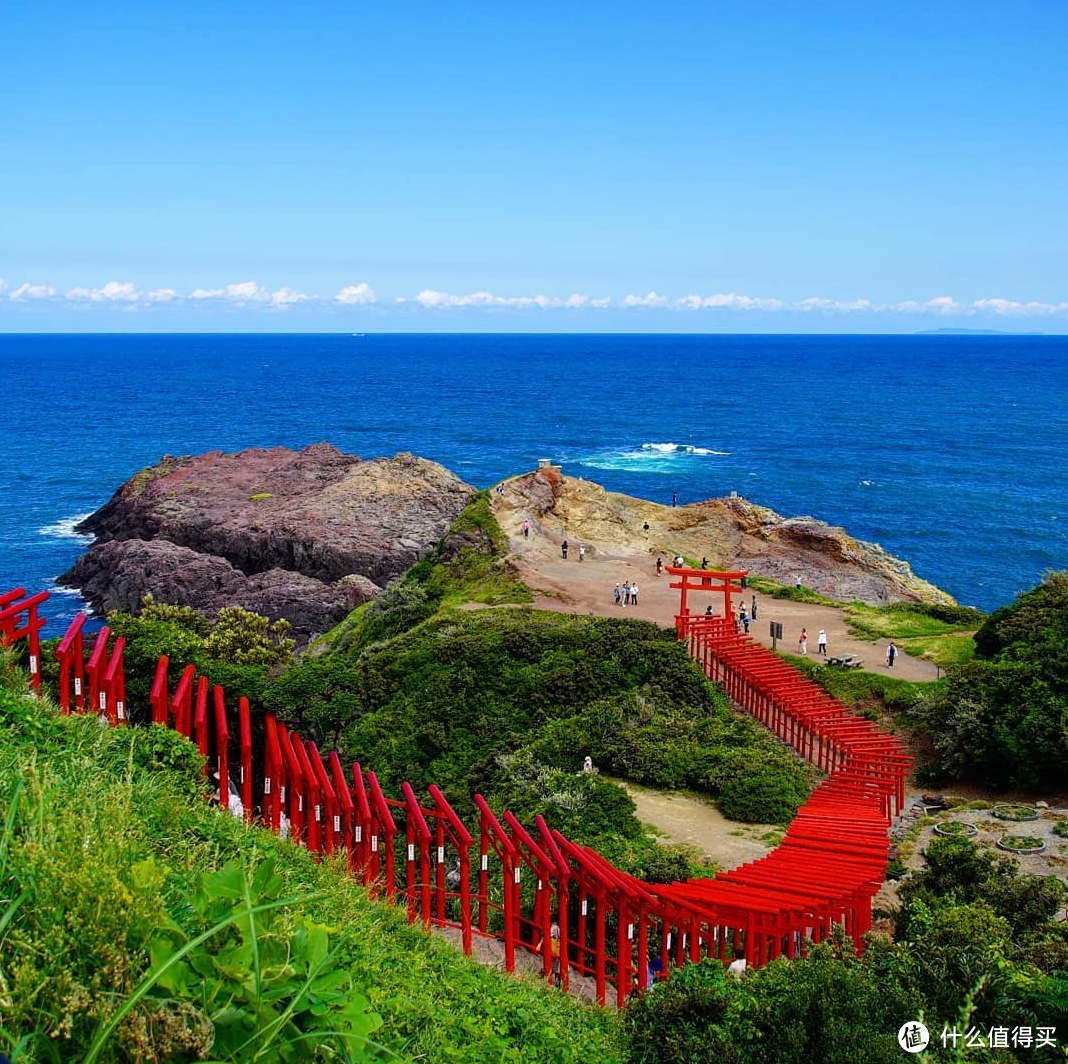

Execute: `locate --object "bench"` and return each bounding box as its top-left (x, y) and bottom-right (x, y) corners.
top-left (827, 654), bottom-right (865, 669)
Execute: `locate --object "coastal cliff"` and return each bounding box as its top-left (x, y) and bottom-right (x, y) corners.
top-left (61, 450), bottom-right (952, 642)
top-left (60, 444), bottom-right (477, 639)
top-left (498, 468), bottom-right (953, 605)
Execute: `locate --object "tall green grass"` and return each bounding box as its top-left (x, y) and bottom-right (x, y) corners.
top-left (0, 660), bottom-right (621, 1064)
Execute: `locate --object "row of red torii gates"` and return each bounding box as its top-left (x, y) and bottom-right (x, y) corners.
top-left (0, 570), bottom-right (909, 1008)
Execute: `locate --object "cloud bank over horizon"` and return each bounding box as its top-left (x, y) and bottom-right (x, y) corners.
top-left (2, 277), bottom-right (1066, 323)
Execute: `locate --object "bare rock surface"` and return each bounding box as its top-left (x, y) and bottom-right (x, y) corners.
top-left (499, 468), bottom-right (952, 606)
top-left (61, 444), bottom-right (476, 640)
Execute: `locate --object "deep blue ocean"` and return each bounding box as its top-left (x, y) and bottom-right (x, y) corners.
top-left (2, 333), bottom-right (1066, 629)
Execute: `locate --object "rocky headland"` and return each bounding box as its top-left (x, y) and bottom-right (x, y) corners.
top-left (60, 443), bottom-right (477, 640)
top-left (61, 449), bottom-right (952, 644)
top-left (496, 467), bottom-right (953, 605)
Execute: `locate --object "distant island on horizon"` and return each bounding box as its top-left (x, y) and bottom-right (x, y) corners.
top-left (915, 327), bottom-right (1046, 336)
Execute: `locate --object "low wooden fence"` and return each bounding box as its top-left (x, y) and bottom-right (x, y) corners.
top-left (1, 587), bottom-right (909, 1007)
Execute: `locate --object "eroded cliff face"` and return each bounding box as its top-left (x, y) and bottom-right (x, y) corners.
top-left (61, 444), bottom-right (477, 639)
top-left (501, 469), bottom-right (953, 605)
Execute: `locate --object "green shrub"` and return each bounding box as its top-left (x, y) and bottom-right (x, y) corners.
top-left (625, 959), bottom-right (744, 1064)
top-left (715, 765), bottom-right (811, 824)
top-left (918, 572), bottom-right (1068, 788)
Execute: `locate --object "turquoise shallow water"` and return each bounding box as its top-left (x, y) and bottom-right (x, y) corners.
top-left (2, 332), bottom-right (1066, 624)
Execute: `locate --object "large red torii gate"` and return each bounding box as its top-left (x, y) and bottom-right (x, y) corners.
top-left (666, 565), bottom-right (749, 629)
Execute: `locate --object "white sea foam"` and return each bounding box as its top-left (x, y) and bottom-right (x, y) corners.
top-left (37, 513), bottom-right (94, 543)
top-left (579, 443), bottom-right (731, 475)
top-left (640, 442), bottom-right (731, 456)
top-left (43, 579), bottom-right (89, 600)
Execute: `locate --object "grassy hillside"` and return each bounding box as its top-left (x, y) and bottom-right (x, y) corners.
top-left (268, 608), bottom-right (814, 866)
top-left (0, 660), bottom-right (622, 1064)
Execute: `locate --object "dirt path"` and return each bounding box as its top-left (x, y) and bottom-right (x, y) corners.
top-left (617, 778), bottom-right (779, 871)
top-left (493, 491), bottom-right (939, 682)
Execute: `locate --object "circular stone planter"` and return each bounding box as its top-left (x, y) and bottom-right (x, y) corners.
top-left (934, 821), bottom-right (978, 838)
top-left (992, 804), bottom-right (1039, 822)
top-left (996, 834), bottom-right (1046, 855)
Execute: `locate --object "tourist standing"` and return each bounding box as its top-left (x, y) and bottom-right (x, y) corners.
top-left (751, 595), bottom-right (757, 620)
top-left (886, 641), bottom-right (898, 668)
top-left (740, 607), bottom-right (750, 634)
top-left (656, 557), bottom-right (663, 576)
top-left (522, 520), bottom-right (529, 538)
top-left (799, 628), bottom-right (808, 655)
top-left (630, 583), bottom-right (639, 606)
top-left (817, 629), bottom-right (827, 655)
top-left (579, 545), bottom-right (586, 562)
top-left (613, 583), bottom-right (621, 606)
top-left (561, 540), bottom-right (568, 560)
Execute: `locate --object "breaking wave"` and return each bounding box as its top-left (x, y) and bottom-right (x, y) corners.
top-left (576, 443), bottom-right (731, 475)
top-left (641, 442), bottom-right (730, 456)
top-left (37, 513), bottom-right (94, 543)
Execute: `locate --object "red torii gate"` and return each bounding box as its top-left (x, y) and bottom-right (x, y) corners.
top-left (666, 565), bottom-right (749, 630)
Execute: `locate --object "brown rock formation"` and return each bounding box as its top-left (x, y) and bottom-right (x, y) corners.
top-left (498, 468), bottom-right (953, 605)
top-left (60, 444), bottom-right (476, 639)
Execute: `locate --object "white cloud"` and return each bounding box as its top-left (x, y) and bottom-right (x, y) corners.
top-left (65, 281), bottom-right (141, 302)
top-left (887, 295), bottom-right (966, 315)
top-left (793, 296), bottom-right (873, 313)
top-left (335, 283), bottom-right (377, 305)
top-left (190, 281), bottom-right (272, 303)
top-left (971, 297), bottom-right (1068, 317)
top-left (145, 288), bottom-right (178, 303)
top-left (0, 279), bottom-right (6, 296)
top-left (9, 283), bottom-right (57, 301)
top-left (699, 293), bottom-right (787, 311)
top-left (408, 288), bottom-right (605, 309)
top-left (268, 287), bottom-right (315, 308)
top-left (623, 291), bottom-right (669, 308)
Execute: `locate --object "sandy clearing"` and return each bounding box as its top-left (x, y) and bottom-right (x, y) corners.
top-left (616, 778), bottom-right (780, 871)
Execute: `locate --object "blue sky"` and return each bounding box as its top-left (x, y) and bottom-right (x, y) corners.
top-left (3, 0), bottom-right (1066, 332)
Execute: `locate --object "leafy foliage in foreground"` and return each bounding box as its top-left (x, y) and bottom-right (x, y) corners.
top-left (0, 666), bottom-right (622, 1064)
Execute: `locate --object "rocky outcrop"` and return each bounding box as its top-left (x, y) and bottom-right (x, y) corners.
top-left (61, 444), bottom-right (477, 640)
top-left (499, 469), bottom-right (953, 605)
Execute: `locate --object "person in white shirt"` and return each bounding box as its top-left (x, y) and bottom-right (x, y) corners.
top-left (727, 948), bottom-right (747, 979)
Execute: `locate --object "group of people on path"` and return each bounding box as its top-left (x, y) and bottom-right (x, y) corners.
top-left (531, 519), bottom-right (908, 672)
